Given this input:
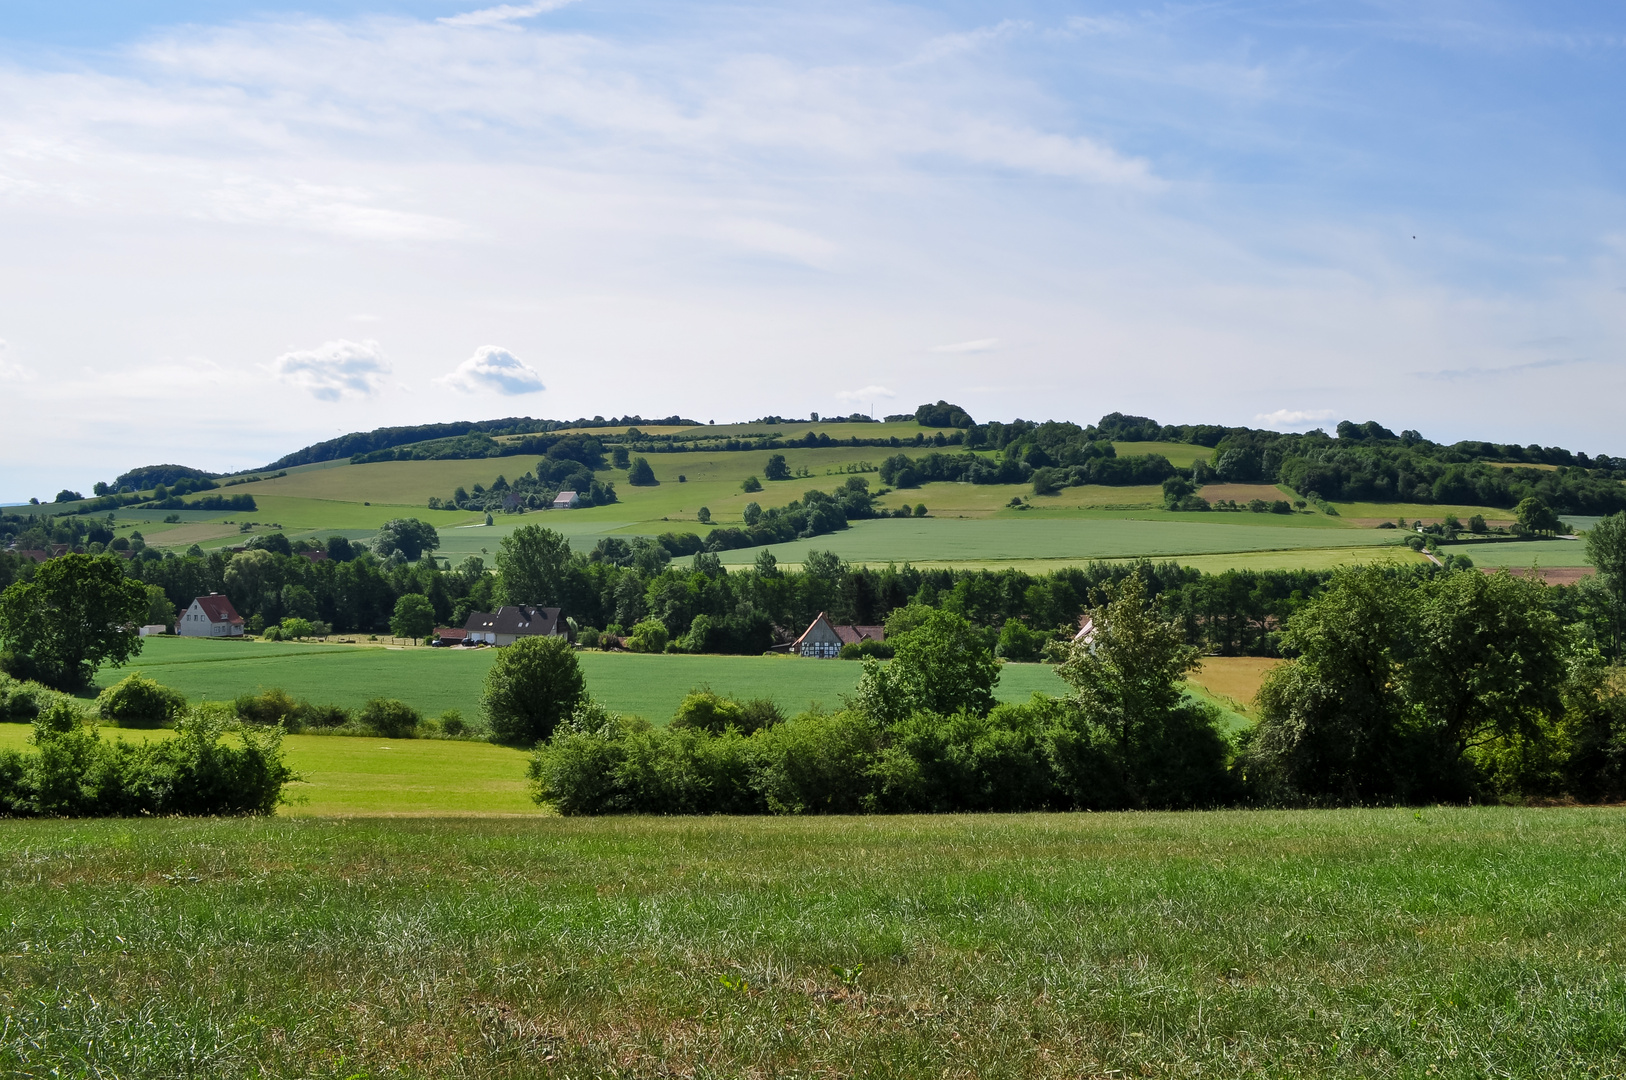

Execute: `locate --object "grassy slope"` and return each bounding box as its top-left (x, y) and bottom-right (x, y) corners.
top-left (1, 808), bottom-right (1622, 1078)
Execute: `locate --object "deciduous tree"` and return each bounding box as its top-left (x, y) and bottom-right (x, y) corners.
top-left (0, 553), bottom-right (148, 690)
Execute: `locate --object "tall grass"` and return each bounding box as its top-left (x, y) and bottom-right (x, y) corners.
top-left (0, 807), bottom-right (1621, 1077)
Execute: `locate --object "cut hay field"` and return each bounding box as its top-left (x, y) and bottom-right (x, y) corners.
top-left (2, 808), bottom-right (1622, 1078)
top-left (91, 636), bottom-right (1072, 722)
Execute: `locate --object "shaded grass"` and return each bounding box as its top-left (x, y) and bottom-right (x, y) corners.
top-left (0, 808), bottom-right (1622, 1078)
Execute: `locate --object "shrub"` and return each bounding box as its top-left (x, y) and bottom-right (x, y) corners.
top-left (234, 688), bottom-right (303, 726)
top-left (440, 709), bottom-right (467, 736)
top-left (96, 673), bottom-right (187, 728)
top-left (994, 621), bottom-right (1048, 663)
top-left (838, 639), bottom-right (894, 660)
top-left (671, 689), bottom-right (782, 734)
top-left (360, 698), bottom-right (421, 738)
top-left (0, 673), bottom-right (47, 722)
top-left (577, 627), bottom-right (601, 648)
top-left (0, 705), bottom-right (292, 817)
top-left (741, 476), bottom-right (762, 493)
top-left (483, 635), bottom-right (587, 746)
top-left (303, 702), bottom-right (351, 728)
top-left (625, 619), bottom-right (670, 654)
top-left (280, 617), bottom-right (314, 640)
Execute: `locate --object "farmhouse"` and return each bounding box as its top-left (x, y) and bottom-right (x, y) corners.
top-left (790, 612), bottom-right (885, 658)
top-left (552, 491), bottom-right (580, 509)
top-left (463, 606), bottom-right (572, 646)
top-left (177, 593), bottom-right (245, 638)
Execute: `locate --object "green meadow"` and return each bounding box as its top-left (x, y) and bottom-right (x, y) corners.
top-left (1, 808), bottom-right (1622, 1078)
top-left (710, 516), bottom-right (1407, 569)
top-left (91, 635), bottom-right (1071, 721)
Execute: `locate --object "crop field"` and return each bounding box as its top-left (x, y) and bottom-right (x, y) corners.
top-left (1330, 500), bottom-right (1515, 526)
top-left (1107, 440), bottom-right (1212, 468)
top-left (1, 807), bottom-right (1623, 1078)
top-left (1452, 539), bottom-right (1595, 569)
top-left (91, 637), bottom-right (1072, 721)
top-left (711, 516), bottom-right (1406, 570)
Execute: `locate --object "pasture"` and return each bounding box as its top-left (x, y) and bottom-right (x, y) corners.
top-left (1, 808), bottom-right (1622, 1078)
top-left (1453, 539), bottom-right (1595, 569)
top-left (709, 516), bottom-right (1407, 570)
top-left (93, 636), bottom-right (1073, 721)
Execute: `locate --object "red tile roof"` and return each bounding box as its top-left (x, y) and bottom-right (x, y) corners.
top-left (193, 594), bottom-right (244, 625)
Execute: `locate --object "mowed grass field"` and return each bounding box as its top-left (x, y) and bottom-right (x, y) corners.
top-left (92, 636), bottom-right (1072, 721)
top-left (710, 516), bottom-right (1408, 570)
top-left (1, 808), bottom-right (1623, 1078)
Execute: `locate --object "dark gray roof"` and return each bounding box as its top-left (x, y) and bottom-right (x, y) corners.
top-left (463, 605), bottom-right (566, 637)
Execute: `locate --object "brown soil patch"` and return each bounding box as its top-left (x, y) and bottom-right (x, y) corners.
top-left (1197, 484), bottom-right (1288, 504)
top-left (1486, 566), bottom-right (1595, 586)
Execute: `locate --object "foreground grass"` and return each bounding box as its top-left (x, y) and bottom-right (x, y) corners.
top-left (0, 808), bottom-right (1622, 1078)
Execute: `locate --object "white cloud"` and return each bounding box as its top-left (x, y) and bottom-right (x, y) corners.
top-left (271, 339), bottom-right (391, 401)
top-left (929, 338), bottom-right (999, 354)
top-left (437, 346), bottom-right (545, 395)
top-left (1255, 408), bottom-right (1336, 427)
top-left (439, 0), bottom-right (580, 28)
top-left (0, 341), bottom-right (31, 382)
top-left (836, 384), bottom-right (896, 402)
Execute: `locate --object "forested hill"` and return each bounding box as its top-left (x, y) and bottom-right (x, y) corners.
top-left (262, 414), bottom-right (698, 470)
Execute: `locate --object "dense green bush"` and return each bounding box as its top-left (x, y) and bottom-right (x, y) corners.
top-left (359, 698), bottom-right (421, 738)
top-left (0, 703), bottom-right (292, 817)
top-left (669, 690), bottom-right (781, 734)
top-left (483, 635), bottom-right (587, 746)
top-left (837, 640), bottom-right (893, 660)
top-left (232, 688), bottom-right (349, 731)
top-left (96, 673), bottom-right (187, 728)
top-left (0, 673), bottom-right (51, 722)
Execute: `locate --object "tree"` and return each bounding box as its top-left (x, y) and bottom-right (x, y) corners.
top-left (0, 553), bottom-right (149, 690)
top-left (763, 454), bottom-right (791, 481)
top-left (743, 502), bottom-right (762, 526)
top-left (1515, 497), bottom-right (1561, 536)
top-left (1051, 572), bottom-right (1230, 807)
top-left (373, 518), bottom-right (441, 561)
top-left (858, 607), bottom-right (1001, 721)
top-left (144, 584), bottom-right (175, 629)
top-left (696, 506), bottom-right (711, 524)
top-left (482, 635), bottom-right (587, 745)
top-left (1586, 512), bottom-right (1626, 658)
top-left (279, 617), bottom-right (314, 641)
top-left (1405, 570), bottom-right (1565, 763)
top-left (1243, 566), bottom-right (1414, 804)
top-left (626, 618), bottom-right (670, 653)
top-left (612, 445), bottom-right (631, 469)
top-left (496, 525), bottom-right (572, 607)
top-left (741, 476), bottom-right (763, 493)
top-left (390, 593), bottom-right (437, 644)
top-left (626, 457), bottom-right (657, 486)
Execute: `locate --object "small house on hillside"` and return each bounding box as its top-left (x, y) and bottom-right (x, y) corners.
top-left (552, 491), bottom-right (580, 510)
top-left (178, 593), bottom-right (245, 638)
top-left (431, 627), bottom-right (468, 647)
top-left (791, 612), bottom-right (885, 658)
top-left (463, 606), bottom-right (572, 646)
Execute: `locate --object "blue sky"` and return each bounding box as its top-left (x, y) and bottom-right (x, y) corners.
top-left (1, 1), bottom-right (1623, 499)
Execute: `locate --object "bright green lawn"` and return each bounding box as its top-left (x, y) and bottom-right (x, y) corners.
top-left (95, 637), bottom-right (1070, 721)
top-left (1, 808), bottom-right (1623, 1078)
top-left (1109, 440), bottom-right (1211, 468)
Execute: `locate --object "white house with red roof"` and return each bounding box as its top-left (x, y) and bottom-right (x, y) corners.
top-left (178, 593), bottom-right (245, 638)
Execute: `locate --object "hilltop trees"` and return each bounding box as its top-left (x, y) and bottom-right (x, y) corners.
top-left (0, 554), bottom-right (149, 690)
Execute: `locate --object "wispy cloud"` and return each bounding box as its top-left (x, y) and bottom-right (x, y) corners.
top-left (0, 341), bottom-right (31, 383)
top-left (439, 0), bottom-right (579, 29)
top-left (1414, 358), bottom-right (1581, 381)
top-left (1255, 408), bottom-right (1335, 427)
top-left (437, 346), bottom-right (545, 395)
top-left (271, 339), bottom-right (391, 401)
top-left (836, 384), bottom-right (895, 402)
top-left (929, 339), bottom-right (999, 354)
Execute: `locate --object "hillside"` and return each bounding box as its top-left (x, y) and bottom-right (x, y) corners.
top-left (7, 404), bottom-right (1615, 577)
